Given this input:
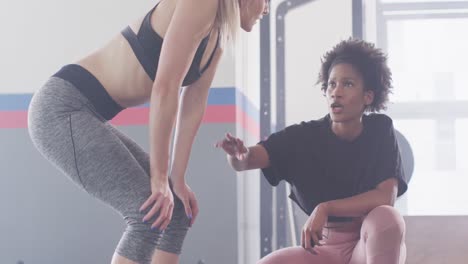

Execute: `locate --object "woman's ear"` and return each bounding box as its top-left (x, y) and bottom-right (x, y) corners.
top-left (364, 89), bottom-right (375, 107)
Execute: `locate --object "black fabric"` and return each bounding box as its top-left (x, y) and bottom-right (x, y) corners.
top-left (52, 64), bottom-right (124, 120)
top-left (121, 26), bottom-right (157, 80)
top-left (259, 114), bottom-right (408, 222)
top-left (121, 3), bottom-right (219, 86)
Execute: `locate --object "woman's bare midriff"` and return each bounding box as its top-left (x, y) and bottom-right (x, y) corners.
top-left (76, 33), bottom-right (154, 108)
top-left (73, 0), bottom-right (218, 109)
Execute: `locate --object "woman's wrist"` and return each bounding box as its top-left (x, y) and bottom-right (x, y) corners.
top-left (151, 174), bottom-right (169, 185)
top-left (170, 173), bottom-right (186, 186)
top-left (318, 202), bottom-right (331, 215)
top-left (227, 155), bottom-right (245, 171)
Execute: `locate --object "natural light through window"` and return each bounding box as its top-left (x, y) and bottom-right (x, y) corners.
top-left (380, 2), bottom-right (468, 215)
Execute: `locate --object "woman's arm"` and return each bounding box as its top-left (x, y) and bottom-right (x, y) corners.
top-left (141, 0), bottom-right (218, 230)
top-left (170, 45), bottom-right (223, 184)
top-left (228, 144), bottom-right (270, 171)
top-left (216, 134), bottom-right (271, 171)
top-left (167, 40), bottom-right (222, 225)
top-left (302, 178), bottom-right (398, 249)
top-left (322, 177), bottom-right (399, 217)
top-left (149, 0), bottom-right (218, 184)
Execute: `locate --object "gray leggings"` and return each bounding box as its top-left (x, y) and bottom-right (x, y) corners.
top-left (28, 77), bottom-right (189, 263)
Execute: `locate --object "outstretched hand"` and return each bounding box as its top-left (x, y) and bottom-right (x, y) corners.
top-left (215, 132), bottom-right (249, 160)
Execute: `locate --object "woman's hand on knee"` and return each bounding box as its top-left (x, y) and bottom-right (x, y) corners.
top-left (172, 182), bottom-right (199, 227)
top-left (301, 203), bottom-right (328, 254)
top-left (140, 180), bottom-right (174, 231)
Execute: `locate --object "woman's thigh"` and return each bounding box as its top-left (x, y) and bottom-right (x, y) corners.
top-left (258, 245), bottom-right (355, 264)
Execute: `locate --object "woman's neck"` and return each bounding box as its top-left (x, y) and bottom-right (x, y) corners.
top-left (331, 118), bottom-right (363, 142)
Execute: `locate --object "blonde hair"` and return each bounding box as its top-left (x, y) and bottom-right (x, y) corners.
top-left (214, 0), bottom-right (240, 47)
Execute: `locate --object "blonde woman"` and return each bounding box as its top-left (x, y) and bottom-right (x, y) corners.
top-left (28, 0), bottom-right (270, 263)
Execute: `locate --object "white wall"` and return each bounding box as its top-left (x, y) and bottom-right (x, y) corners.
top-left (235, 26), bottom-right (262, 264)
top-left (0, 0), bottom-right (151, 93)
top-left (0, 0), bottom-right (235, 94)
top-left (283, 0), bottom-right (353, 125)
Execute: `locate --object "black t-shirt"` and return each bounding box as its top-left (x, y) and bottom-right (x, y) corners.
top-left (259, 114), bottom-right (408, 221)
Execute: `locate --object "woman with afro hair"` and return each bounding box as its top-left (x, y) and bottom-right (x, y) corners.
top-left (217, 38), bottom-right (408, 264)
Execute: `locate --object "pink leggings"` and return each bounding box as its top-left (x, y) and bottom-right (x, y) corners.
top-left (258, 206), bottom-right (406, 264)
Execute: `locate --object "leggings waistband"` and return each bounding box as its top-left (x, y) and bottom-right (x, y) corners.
top-left (52, 64), bottom-right (124, 120)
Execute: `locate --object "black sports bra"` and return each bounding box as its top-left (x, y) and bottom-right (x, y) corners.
top-left (121, 3), bottom-right (219, 86)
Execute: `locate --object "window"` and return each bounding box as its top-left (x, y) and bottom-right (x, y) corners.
top-left (373, 0), bottom-right (468, 215)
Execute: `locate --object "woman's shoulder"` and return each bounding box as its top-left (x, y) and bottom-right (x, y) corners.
top-left (364, 113), bottom-right (394, 130)
top-left (278, 117), bottom-right (327, 140)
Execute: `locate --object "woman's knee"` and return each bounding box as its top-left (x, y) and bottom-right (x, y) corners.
top-left (117, 218), bottom-right (162, 264)
top-left (155, 196), bottom-right (190, 255)
top-left (257, 249), bottom-right (297, 264)
top-left (116, 195), bottom-right (189, 262)
top-left (362, 205), bottom-right (405, 237)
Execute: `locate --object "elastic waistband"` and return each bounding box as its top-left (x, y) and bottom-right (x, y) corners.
top-left (328, 216), bottom-right (355, 223)
top-left (52, 64), bottom-right (124, 120)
